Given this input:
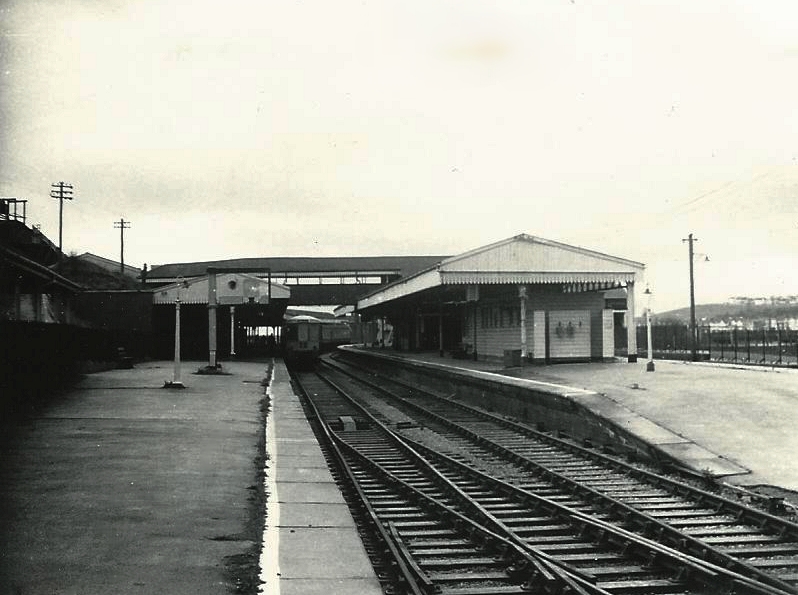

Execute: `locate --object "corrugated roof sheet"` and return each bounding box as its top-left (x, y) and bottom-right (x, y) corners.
top-left (147, 255), bottom-right (448, 279)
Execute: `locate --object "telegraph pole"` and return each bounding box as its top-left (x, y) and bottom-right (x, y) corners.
top-left (682, 233), bottom-right (698, 361)
top-left (113, 218), bottom-right (131, 274)
top-left (50, 182), bottom-right (74, 252)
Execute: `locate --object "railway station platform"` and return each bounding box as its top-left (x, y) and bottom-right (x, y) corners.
top-left (0, 359), bottom-right (381, 595)
top-left (344, 348), bottom-right (798, 497)
top-left (261, 362), bottom-right (382, 595)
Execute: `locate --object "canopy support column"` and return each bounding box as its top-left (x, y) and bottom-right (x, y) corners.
top-left (519, 285), bottom-right (528, 359)
top-left (208, 270), bottom-right (217, 367)
top-left (627, 280), bottom-right (638, 362)
top-left (438, 295), bottom-right (444, 357)
top-left (230, 305), bottom-right (236, 356)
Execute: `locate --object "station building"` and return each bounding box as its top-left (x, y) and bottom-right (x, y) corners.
top-left (355, 234), bottom-right (645, 364)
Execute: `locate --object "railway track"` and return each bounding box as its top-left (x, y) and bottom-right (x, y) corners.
top-left (293, 365), bottom-right (798, 595)
top-left (317, 354), bottom-right (798, 593)
top-left (296, 372), bottom-right (592, 595)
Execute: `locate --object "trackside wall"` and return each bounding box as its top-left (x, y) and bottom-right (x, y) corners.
top-left (335, 348), bottom-right (678, 466)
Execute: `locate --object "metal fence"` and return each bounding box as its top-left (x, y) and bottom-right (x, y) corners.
top-left (629, 324), bottom-right (798, 367)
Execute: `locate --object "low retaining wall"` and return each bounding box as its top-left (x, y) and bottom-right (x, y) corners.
top-left (336, 347), bottom-right (684, 468)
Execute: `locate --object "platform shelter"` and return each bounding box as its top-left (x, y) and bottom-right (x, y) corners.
top-left (356, 234), bottom-right (645, 364)
top-left (152, 272), bottom-right (290, 360)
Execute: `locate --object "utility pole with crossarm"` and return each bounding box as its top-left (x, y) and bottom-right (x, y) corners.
top-left (50, 182), bottom-right (74, 253)
top-left (682, 233), bottom-right (698, 361)
top-left (114, 218), bottom-right (131, 274)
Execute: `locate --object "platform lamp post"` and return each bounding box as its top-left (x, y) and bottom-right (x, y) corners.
top-left (165, 277), bottom-right (190, 389)
top-left (644, 286), bottom-right (655, 372)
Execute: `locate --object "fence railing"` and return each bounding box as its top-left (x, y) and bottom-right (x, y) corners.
top-left (621, 324), bottom-right (798, 367)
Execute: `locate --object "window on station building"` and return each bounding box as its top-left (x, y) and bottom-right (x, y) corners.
top-left (480, 306), bottom-right (508, 329)
top-left (273, 273), bottom-right (388, 286)
top-left (355, 275), bottom-right (382, 284)
top-left (506, 307), bottom-right (520, 327)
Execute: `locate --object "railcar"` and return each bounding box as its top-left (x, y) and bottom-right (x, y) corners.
top-left (283, 315), bottom-right (352, 368)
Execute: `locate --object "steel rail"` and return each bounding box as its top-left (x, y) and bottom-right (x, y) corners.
top-left (295, 370), bottom-right (591, 595)
top-left (402, 431), bottom-right (793, 595)
top-left (309, 370), bottom-right (603, 595)
top-left (332, 431), bottom-right (594, 594)
top-left (294, 371), bottom-right (428, 595)
top-left (332, 354), bottom-right (798, 533)
top-left (311, 367), bottom-right (793, 595)
top-left (320, 357), bottom-right (798, 594)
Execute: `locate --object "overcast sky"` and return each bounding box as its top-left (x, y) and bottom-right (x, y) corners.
top-left (2, 0), bottom-right (797, 311)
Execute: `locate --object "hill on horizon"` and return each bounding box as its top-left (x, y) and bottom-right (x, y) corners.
top-left (656, 301), bottom-right (798, 324)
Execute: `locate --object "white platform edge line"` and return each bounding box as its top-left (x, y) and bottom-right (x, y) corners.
top-left (258, 362), bottom-right (280, 595)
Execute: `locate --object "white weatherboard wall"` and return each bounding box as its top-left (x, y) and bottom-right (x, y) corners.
top-left (602, 309), bottom-right (615, 359)
top-left (548, 310), bottom-right (591, 359)
top-left (532, 310), bottom-right (546, 361)
top-left (460, 287), bottom-right (608, 360)
top-left (463, 313), bottom-right (535, 358)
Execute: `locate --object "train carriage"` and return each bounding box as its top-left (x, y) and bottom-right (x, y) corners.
top-left (283, 315), bottom-right (352, 368)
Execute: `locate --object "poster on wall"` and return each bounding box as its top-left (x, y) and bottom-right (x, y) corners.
top-left (548, 310), bottom-right (591, 359)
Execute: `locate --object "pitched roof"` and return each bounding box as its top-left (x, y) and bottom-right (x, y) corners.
top-left (357, 234), bottom-right (645, 310)
top-left (77, 252), bottom-right (141, 277)
top-left (436, 233), bottom-right (644, 281)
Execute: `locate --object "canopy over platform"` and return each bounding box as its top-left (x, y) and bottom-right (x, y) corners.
top-left (152, 272), bottom-right (290, 306)
top-left (356, 234), bottom-right (646, 364)
top-left (358, 234), bottom-right (644, 311)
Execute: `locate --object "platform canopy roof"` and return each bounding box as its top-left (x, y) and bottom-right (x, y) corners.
top-left (147, 255), bottom-right (447, 282)
top-left (153, 272), bottom-right (290, 305)
top-left (356, 234), bottom-right (645, 311)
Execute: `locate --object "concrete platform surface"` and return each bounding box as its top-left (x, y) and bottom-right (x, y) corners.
top-left (373, 349), bottom-right (798, 493)
top-left (260, 362), bottom-right (382, 595)
top-left (518, 359), bottom-right (798, 492)
top-left (0, 360), bottom-right (269, 595)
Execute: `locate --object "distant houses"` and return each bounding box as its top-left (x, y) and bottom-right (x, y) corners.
top-left (706, 318), bottom-right (798, 332)
top-left (655, 295), bottom-right (798, 332)
top-left (728, 295), bottom-right (798, 306)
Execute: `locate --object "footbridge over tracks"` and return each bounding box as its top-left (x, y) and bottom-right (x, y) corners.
top-left (145, 255), bottom-right (447, 307)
